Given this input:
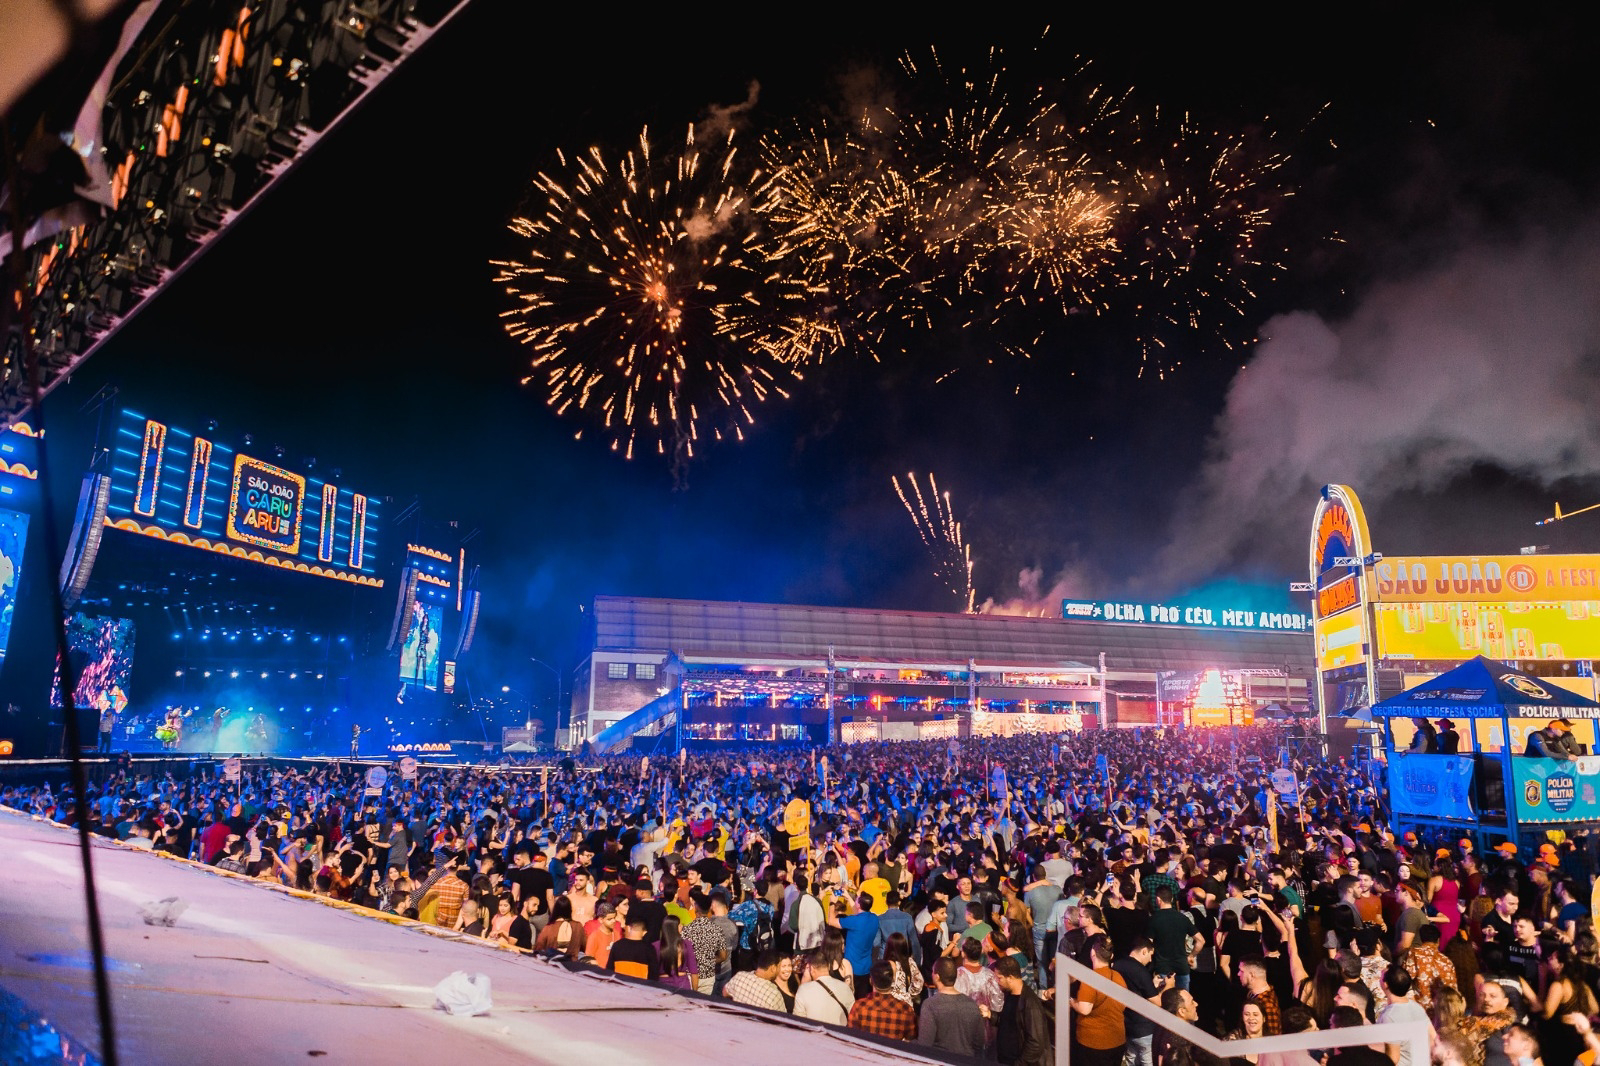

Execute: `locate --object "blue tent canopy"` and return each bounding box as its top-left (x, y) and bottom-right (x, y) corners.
top-left (1372, 656), bottom-right (1600, 719)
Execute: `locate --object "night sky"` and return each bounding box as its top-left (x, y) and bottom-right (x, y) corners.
top-left (24, 4), bottom-right (1600, 709)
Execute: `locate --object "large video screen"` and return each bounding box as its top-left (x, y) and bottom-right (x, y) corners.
top-left (50, 614), bottom-right (136, 711)
top-left (399, 602), bottom-right (442, 690)
top-left (103, 409), bottom-right (382, 587)
top-left (1375, 601), bottom-right (1600, 661)
top-left (0, 507), bottom-right (28, 663)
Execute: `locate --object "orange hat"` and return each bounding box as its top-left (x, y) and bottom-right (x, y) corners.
top-left (1494, 842), bottom-right (1518, 855)
top-left (1539, 843), bottom-right (1558, 857)
top-left (1435, 848), bottom-right (1451, 859)
top-left (1357, 822), bottom-right (1372, 833)
top-left (1403, 831), bottom-right (1418, 843)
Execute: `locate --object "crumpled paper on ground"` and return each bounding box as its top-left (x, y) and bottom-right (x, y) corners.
top-left (433, 970), bottom-right (492, 1016)
top-left (138, 897), bottom-right (189, 927)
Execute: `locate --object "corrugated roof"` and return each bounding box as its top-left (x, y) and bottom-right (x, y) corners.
top-left (594, 596), bottom-right (1314, 674)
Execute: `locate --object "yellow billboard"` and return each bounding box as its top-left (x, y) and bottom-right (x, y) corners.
top-left (1316, 606), bottom-right (1367, 672)
top-left (1371, 556), bottom-right (1600, 603)
top-left (1374, 601), bottom-right (1600, 661)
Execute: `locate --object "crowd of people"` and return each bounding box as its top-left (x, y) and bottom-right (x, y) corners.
top-left (5, 725), bottom-right (1600, 1066)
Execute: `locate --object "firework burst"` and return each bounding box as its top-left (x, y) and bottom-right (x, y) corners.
top-left (893, 472), bottom-right (975, 612)
top-left (493, 125), bottom-right (804, 464)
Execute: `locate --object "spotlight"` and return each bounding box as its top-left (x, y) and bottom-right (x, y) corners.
top-left (243, 433), bottom-right (253, 446)
top-left (260, 672), bottom-right (268, 679)
top-left (206, 419), bottom-right (219, 432)
top-left (203, 671), bottom-right (211, 678)
top-left (273, 444), bottom-right (285, 459)
top-left (174, 670), bottom-right (183, 677)
top-left (230, 671), bottom-right (240, 679)
top-left (290, 673), bottom-right (297, 679)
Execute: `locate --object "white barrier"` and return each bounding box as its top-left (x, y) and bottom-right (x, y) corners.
top-left (1056, 954), bottom-right (1432, 1066)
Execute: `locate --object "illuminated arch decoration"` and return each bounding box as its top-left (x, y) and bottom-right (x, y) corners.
top-left (103, 518), bottom-right (383, 587)
top-left (1309, 484), bottom-right (1374, 584)
top-left (0, 461), bottom-right (36, 479)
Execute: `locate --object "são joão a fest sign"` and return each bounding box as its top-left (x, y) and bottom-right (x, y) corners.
top-left (225, 454), bottom-right (305, 554)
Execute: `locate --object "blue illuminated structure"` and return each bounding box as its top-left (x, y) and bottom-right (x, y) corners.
top-left (103, 410), bottom-right (381, 587)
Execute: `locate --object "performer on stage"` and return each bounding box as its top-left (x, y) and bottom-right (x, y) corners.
top-left (245, 713), bottom-right (268, 752)
top-left (158, 707), bottom-right (184, 751)
top-left (351, 723), bottom-right (363, 758)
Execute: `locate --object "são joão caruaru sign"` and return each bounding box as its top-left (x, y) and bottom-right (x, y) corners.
top-left (225, 454), bottom-right (305, 554)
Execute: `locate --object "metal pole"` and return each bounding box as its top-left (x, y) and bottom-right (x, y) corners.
top-left (1098, 652), bottom-right (1108, 730)
top-left (827, 645), bottom-right (836, 745)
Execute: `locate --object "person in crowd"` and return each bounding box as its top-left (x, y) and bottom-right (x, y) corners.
top-left (793, 947), bottom-right (855, 1025)
top-left (919, 957), bottom-right (987, 1057)
top-left (1070, 935), bottom-right (1127, 1066)
top-left (847, 960), bottom-right (918, 1041)
top-left (724, 949), bottom-right (788, 1013)
top-left (995, 955), bottom-right (1053, 1066)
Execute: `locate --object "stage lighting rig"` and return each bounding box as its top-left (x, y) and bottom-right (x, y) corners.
top-left (1, 0), bottom-right (473, 424)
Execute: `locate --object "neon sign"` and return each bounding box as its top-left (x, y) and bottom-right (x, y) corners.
top-left (225, 454), bottom-right (305, 553)
top-left (1062, 598), bottom-right (1309, 631)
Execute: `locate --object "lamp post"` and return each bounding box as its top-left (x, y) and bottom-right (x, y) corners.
top-left (529, 657), bottom-right (564, 749)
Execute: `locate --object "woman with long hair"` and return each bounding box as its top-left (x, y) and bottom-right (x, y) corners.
top-left (881, 932), bottom-right (925, 1006)
top-left (1429, 856), bottom-right (1463, 945)
top-left (534, 894), bottom-right (584, 959)
top-left (1298, 958), bottom-right (1346, 1028)
top-left (657, 915), bottom-right (699, 991)
top-left (1538, 947), bottom-right (1598, 1066)
top-left (821, 926), bottom-right (853, 983)
top-left (1433, 986), bottom-right (1481, 1066)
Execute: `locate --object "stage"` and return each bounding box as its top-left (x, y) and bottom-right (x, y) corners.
top-left (0, 809), bottom-right (939, 1065)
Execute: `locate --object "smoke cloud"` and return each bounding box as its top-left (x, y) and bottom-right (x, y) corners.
top-left (979, 563), bottom-right (1096, 616)
top-left (698, 80), bottom-right (761, 139)
top-left (1160, 209), bottom-right (1600, 584)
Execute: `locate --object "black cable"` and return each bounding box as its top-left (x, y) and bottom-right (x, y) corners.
top-left (2, 125), bottom-right (121, 1066)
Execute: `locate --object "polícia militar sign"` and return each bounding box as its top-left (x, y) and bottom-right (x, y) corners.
top-left (225, 454), bottom-right (305, 554)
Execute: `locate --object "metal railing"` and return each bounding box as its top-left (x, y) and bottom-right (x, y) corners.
top-left (1056, 954), bottom-right (1431, 1066)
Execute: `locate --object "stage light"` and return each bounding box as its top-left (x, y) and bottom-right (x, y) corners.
top-left (230, 671), bottom-right (240, 678)
top-left (260, 672), bottom-right (268, 679)
top-left (243, 434), bottom-right (253, 446)
top-left (204, 671), bottom-right (212, 678)
top-left (316, 673), bottom-right (324, 680)
top-left (175, 670), bottom-right (183, 677)
top-left (289, 673), bottom-right (297, 679)
top-left (171, 632), bottom-right (180, 640)
top-left (206, 419), bottom-right (219, 432)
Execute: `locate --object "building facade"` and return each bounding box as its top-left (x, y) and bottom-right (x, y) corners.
top-left (571, 595), bottom-right (1313, 748)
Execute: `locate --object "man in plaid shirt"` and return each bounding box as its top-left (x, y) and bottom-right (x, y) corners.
top-left (849, 961), bottom-right (917, 1041)
top-left (724, 950), bottom-right (788, 1013)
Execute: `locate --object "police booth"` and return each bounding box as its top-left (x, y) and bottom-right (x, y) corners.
top-left (1375, 656), bottom-right (1600, 854)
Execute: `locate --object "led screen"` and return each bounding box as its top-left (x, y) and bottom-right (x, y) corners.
top-left (0, 507), bottom-right (28, 662)
top-left (104, 410), bottom-right (381, 586)
top-left (1375, 600), bottom-right (1600, 661)
top-left (50, 614), bottom-right (136, 710)
top-left (399, 601), bottom-right (442, 690)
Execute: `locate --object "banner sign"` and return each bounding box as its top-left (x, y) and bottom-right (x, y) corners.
top-left (1515, 756), bottom-right (1600, 823)
top-left (1270, 769), bottom-right (1299, 797)
top-left (1376, 601), bottom-right (1600, 662)
top-left (1373, 556), bottom-right (1600, 603)
top-left (1387, 754), bottom-right (1477, 821)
